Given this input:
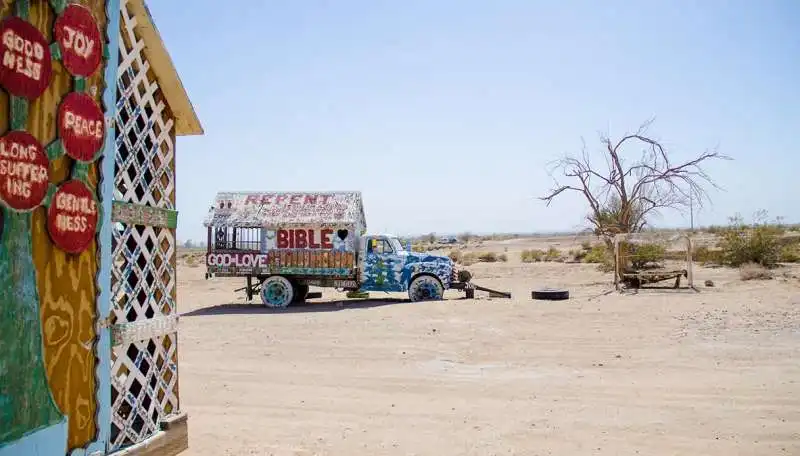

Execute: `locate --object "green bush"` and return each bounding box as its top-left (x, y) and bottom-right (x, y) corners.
top-left (779, 244), bottom-right (800, 263)
top-left (582, 244), bottom-right (614, 272)
top-left (718, 225), bottom-right (781, 267)
top-left (582, 244), bottom-right (609, 264)
top-left (625, 242), bottom-right (666, 269)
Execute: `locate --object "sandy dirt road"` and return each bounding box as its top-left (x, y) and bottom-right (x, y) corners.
top-left (176, 248), bottom-right (800, 456)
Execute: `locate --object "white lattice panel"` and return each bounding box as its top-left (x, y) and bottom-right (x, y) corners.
top-left (109, 334), bottom-right (178, 449)
top-left (110, 0), bottom-right (180, 450)
top-left (114, 0), bottom-right (175, 210)
top-left (111, 224), bottom-right (176, 321)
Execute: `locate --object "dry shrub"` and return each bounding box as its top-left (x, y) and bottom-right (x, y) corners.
top-left (461, 252), bottom-right (478, 266)
top-left (478, 252), bottom-right (498, 263)
top-left (498, 253), bottom-right (508, 262)
top-left (693, 246), bottom-right (724, 265)
top-left (544, 246), bottom-right (562, 262)
top-left (520, 249), bottom-right (544, 263)
top-left (739, 262), bottom-right (774, 280)
top-left (779, 244), bottom-right (800, 263)
top-left (412, 243), bottom-right (428, 253)
top-left (448, 250), bottom-right (462, 263)
top-left (778, 237), bottom-right (800, 263)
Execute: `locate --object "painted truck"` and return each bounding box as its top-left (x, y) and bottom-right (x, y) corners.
top-left (202, 191), bottom-right (473, 308)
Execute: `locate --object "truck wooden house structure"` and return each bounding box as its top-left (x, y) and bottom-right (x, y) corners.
top-left (0, 1), bottom-right (202, 455)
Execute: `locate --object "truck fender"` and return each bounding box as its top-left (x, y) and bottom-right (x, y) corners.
top-left (409, 272), bottom-right (444, 288)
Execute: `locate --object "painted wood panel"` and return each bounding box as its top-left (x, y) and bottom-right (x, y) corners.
top-left (0, 0), bottom-right (116, 453)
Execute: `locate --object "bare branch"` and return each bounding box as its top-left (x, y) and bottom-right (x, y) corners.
top-left (538, 119), bottom-right (731, 245)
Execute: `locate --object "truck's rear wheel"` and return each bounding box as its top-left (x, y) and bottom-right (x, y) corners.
top-left (408, 275), bottom-right (444, 302)
top-left (260, 276), bottom-right (294, 308)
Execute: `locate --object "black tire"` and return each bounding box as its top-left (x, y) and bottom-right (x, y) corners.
top-left (532, 288), bottom-right (569, 300)
top-left (457, 270), bottom-right (472, 283)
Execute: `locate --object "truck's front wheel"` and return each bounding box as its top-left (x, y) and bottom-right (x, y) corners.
top-left (408, 275), bottom-right (444, 302)
top-left (260, 275), bottom-right (294, 308)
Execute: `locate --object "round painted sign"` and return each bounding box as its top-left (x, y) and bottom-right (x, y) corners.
top-left (0, 130), bottom-right (50, 211)
top-left (58, 92), bottom-right (105, 162)
top-left (47, 180), bottom-right (98, 254)
top-left (0, 16), bottom-right (53, 99)
top-left (54, 4), bottom-right (102, 77)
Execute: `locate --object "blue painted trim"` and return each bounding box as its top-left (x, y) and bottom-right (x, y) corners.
top-left (0, 417), bottom-right (67, 456)
top-left (70, 1), bottom-right (122, 455)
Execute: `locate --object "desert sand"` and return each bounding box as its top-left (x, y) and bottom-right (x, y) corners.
top-left (176, 236), bottom-right (800, 456)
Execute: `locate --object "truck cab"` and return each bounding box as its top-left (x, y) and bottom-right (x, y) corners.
top-left (358, 233), bottom-right (460, 301)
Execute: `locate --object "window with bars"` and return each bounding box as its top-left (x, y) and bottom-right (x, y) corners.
top-left (213, 227), bottom-right (262, 251)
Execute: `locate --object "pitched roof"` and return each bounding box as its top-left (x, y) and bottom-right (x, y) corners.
top-left (128, 0), bottom-right (203, 136)
top-left (203, 191), bottom-right (366, 227)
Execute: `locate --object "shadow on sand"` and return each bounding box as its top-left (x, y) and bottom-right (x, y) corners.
top-left (181, 298), bottom-right (416, 317)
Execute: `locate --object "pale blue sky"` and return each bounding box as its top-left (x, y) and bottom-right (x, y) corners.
top-left (144, 0), bottom-right (800, 243)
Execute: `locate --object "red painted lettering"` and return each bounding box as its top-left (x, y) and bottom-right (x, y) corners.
top-left (321, 229), bottom-right (333, 249)
top-left (244, 194), bottom-right (259, 205)
top-left (276, 228), bottom-right (336, 249)
top-left (275, 195), bottom-right (287, 204)
top-left (295, 229), bottom-right (307, 248)
top-left (277, 229), bottom-right (289, 248)
top-left (289, 194), bottom-right (301, 204)
top-left (319, 194), bottom-right (331, 205)
top-left (308, 229), bottom-right (320, 248)
top-left (260, 194), bottom-right (272, 204)
top-left (304, 195), bottom-right (317, 204)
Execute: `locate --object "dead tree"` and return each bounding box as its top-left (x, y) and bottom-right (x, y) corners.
top-left (539, 118), bottom-right (731, 247)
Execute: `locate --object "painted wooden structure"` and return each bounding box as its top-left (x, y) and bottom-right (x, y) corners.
top-left (0, 0), bottom-right (201, 455)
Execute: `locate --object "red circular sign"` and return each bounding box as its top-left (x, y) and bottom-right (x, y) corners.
top-left (54, 4), bottom-right (102, 77)
top-left (47, 180), bottom-right (98, 254)
top-left (58, 92), bottom-right (105, 162)
top-left (0, 130), bottom-right (50, 211)
top-left (0, 16), bottom-right (53, 99)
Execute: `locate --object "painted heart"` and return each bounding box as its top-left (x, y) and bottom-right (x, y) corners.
top-left (337, 229), bottom-right (349, 241)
